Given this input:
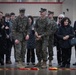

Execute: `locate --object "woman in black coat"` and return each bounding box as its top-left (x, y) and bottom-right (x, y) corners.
top-left (0, 11), bottom-right (6, 65)
top-left (57, 17), bottom-right (74, 68)
top-left (55, 14), bottom-right (65, 67)
top-left (26, 16), bottom-right (35, 65)
top-left (4, 13), bottom-right (12, 64)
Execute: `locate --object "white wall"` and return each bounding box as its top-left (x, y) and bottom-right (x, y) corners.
top-left (0, 3), bottom-right (62, 16)
top-left (62, 0), bottom-right (73, 23)
top-left (73, 0), bottom-right (76, 24)
top-left (62, 0), bottom-right (76, 25)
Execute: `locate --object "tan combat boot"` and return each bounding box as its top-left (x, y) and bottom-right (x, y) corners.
top-left (34, 62), bottom-right (42, 67)
top-left (41, 61), bottom-right (47, 68)
top-left (17, 61), bottom-right (25, 68)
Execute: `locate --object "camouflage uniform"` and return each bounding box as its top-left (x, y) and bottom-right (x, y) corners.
top-left (35, 17), bottom-right (50, 63)
top-left (12, 16), bottom-right (29, 62)
top-left (48, 19), bottom-right (57, 62)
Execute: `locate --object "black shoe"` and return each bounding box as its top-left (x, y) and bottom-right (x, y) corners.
top-left (27, 63), bottom-right (30, 65)
top-left (60, 64), bottom-right (66, 68)
top-left (0, 61), bottom-right (4, 65)
top-left (65, 64), bottom-right (70, 68)
top-left (15, 60), bottom-right (18, 62)
top-left (58, 63), bottom-right (62, 68)
top-left (0, 59), bottom-right (4, 65)
top-left (6, 61), bottom-right (12, 64)
top-left (73, 62), bottom-right (76, 65)
top-left (32, 63), bottom-right (35, 65)
top-left (22, 60), bottom-right (25, 62)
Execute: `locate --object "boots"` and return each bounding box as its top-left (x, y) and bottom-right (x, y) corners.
top-left (17, 61), bottom-right (25, 68)
top-left (0, 61), bottom-right (4, 65)
top-left (0, 58), bottom-right (4, 65)
top-left (6, 60), bottom-right (12, 64)
top-left (34, 62), bottom-right (42, 67)
top-left (41, 61), bottom-right (47, 68)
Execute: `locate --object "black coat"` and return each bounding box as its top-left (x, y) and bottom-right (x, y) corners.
top-left (54, 24), bottom-right (61, 46)
top-left (27, 25), bottom-right (36, 49)
top-left (5, 21), bottom-right (10, 35)
top-left (57, 25), bottom-right (74, 48)
top-left (0, 20), bottom-right (6, 38)
top-left (0, 19), bottom-right (6, 53)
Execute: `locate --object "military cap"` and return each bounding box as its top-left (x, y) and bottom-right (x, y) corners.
top-left (39, 8), bottom-right (47, 13)
top-left (10, 12), bottom-right (15, 16)
top-left (19, 8), bottom-right (25, 13)
top-left (48, 11), bottom-right (54, 15)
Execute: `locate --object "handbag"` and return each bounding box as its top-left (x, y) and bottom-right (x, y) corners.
top-left (70, 37), bottom-right (76, 46)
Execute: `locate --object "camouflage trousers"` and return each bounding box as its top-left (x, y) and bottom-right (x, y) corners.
top-left (48, 37), bottom-right (54, 61)
top-left (14, 40), bottom-right (26, 62)
top-left (36, 39), bottom-right (48, 62)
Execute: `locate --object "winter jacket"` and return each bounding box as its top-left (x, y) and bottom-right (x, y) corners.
top-left (57, 25), bottom-right (74, 48)
top-left (27, 25), bottom-right (36, 49)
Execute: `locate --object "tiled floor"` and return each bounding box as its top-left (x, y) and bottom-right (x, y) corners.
top-left (0, 46), bottom-right (76, 75)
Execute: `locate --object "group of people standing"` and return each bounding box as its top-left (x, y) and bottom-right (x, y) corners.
top-left (0, 12), bottom-right (15, 65)
top-left (12, 8), bottom-right (57, 68)
top-left (0, 7), bottom-right (76, 68)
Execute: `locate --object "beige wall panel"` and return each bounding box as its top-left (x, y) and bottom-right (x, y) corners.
top-left (0, 3), bottom-right (62, 16)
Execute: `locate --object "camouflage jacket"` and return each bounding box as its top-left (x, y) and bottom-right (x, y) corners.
top-left (48, 19), bottom-right (58, 37)
top-left (12, 16), bottom-right (29, 41)
top-left (35, 17), bottom-right (50, 38)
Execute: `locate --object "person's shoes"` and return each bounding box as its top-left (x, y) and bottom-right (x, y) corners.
top-left (41, 62), bottom-right (47, 68)
top-left (49, 61), bottom-right (52, 66)
top-left (34, 62), bottom-right (41, 67)
top-left (15, 60), bottom-right (18, 62)
top-left (73, 62), bottom-right (76, 65)
top-left (0, 61), bottom-right (4, 65)
top-left (6, 61), bottom-right (12, 64)
top-left (22, 60), bottom-right (25, 62)
top-left (17, 62), bottom-right (25, 68)
top-left (65, 64), bottom-right (70, 68)
top-left (32, 63), bottom-right (35, 65)
top-left (60, 64), bottom-right (66, 68)
top-left (1, 62), bottom-right (4, 65)
top-left (0, 59), bottom-right (4, 65)
top-left (58, 63), bottom-right (62, 68)
top-left (27, 63), bottom-right (30, 65)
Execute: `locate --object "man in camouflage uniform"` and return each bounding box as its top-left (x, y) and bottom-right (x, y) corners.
top-left (48, 11), bottom-right (57, 66)
top-left (35, 8), bottom-right (50, 68)
top-left (12, 8), bottom-right (29, 68)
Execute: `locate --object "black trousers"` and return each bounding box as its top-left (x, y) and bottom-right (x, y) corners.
top-left (6, 39), bottom-right (12, 61)
top-left (0, 38), bottom-right (6, 63)
top-left (57, 45), bottom-right (62, 65)
top-left (0, 52), bottom-right (4, 63)
top-left (27, 48), bottom-right (35, 63)
top-left (61, 48), bottom-right (71, 65)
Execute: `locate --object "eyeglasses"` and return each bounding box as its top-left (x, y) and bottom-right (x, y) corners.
top-left (59, 17), bottom-right (63, 19)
